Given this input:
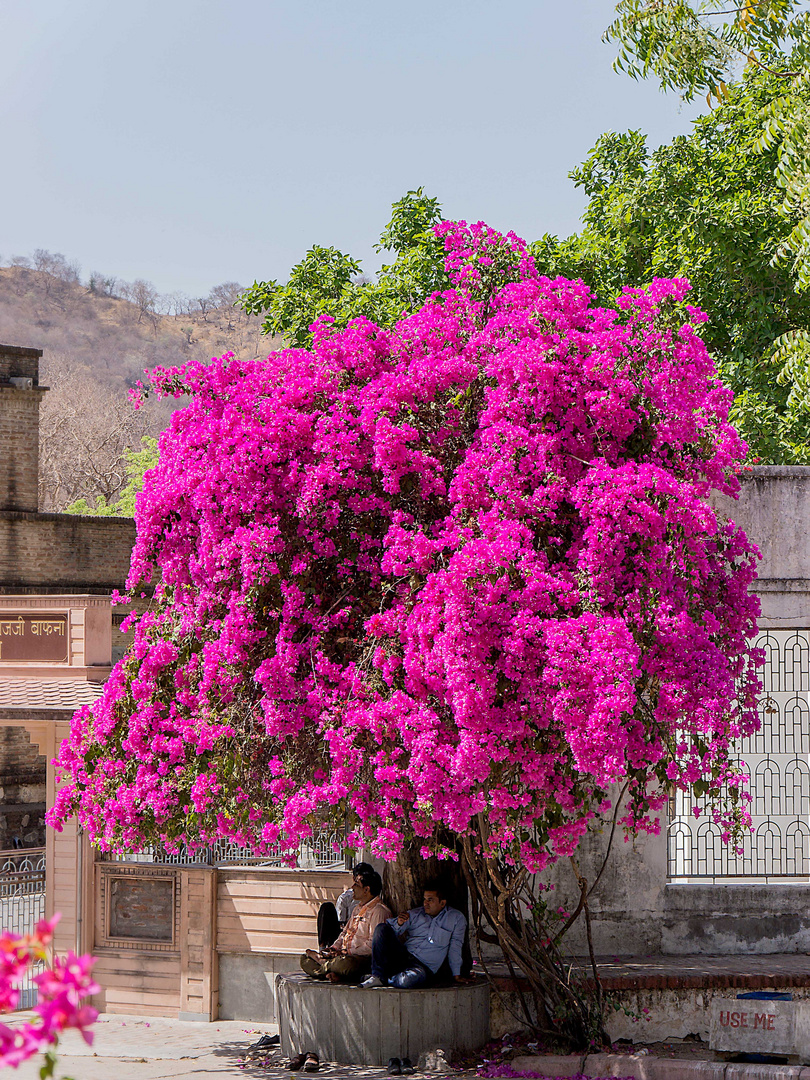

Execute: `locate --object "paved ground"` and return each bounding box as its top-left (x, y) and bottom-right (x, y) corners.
top-left (6, 1013), bottom-right (417, 1080)
top-left (5, 999), bottom-right (808, 1080)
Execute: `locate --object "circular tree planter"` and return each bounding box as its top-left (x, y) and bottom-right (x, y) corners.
top-left (276, 972), bottom-right (490, 1066)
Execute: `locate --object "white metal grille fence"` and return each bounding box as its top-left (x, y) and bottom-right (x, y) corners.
top-left (669, 630), bottom-right (810, 881)
top-left (0, 848), bottom-right (45, 1008)
top-left (99, 831), bottom-right (348, 869)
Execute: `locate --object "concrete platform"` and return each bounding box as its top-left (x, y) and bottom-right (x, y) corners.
top-left (277, 971), bottom-right (490, 1066)
top-left (486, 956), bottom-right (810, 1044)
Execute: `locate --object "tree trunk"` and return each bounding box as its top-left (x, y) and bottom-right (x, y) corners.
top-left (382, 840), bottom-right (467, 910)
top-left (459, 836), bottom-right (608, 1050)
top-left (382, 838), bottom-right (472, 976)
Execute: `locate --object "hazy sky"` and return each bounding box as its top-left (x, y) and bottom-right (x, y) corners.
top-left (1, 0), bottom-right (700, 298)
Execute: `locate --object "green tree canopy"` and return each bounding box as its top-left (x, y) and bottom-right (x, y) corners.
top-left (238, 189), bottom-right (448, 348)
top-left (604, 0), bottom-right (810, 289)
top-left (534, 72), bottom-right (810, 463)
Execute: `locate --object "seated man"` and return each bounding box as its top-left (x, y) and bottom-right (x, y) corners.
top-left (300, 867), bottom-right (392, 983)
top-left (362, 879), bottom-right (468, 989)
top-left (317, 861), bottom-right (375, 947)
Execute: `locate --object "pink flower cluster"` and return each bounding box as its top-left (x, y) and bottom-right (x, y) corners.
top-left (0, 915), bottom-right (97, 1069)
top-left (49, 220), bottom-right (761, 870)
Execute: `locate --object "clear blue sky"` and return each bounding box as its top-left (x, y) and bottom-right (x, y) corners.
top-left (1, 0), bottom-right (700, 298)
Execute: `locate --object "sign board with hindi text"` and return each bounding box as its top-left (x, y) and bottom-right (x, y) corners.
top-left (0, 613), bottom-right (68, 663)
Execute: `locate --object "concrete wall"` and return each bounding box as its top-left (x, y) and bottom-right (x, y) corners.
top-left (218, 953), bottom-right (292, 1022)
top-left (552, 838), bottom-right (810, 955)
top-left (714, 466), bottom-right (810, 627)
top-left (551, 467), bottom-right (810, 956)
top-left (216, 868), bottom-right (350, 1022)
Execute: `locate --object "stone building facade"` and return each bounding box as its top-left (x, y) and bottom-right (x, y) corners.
top-left (0, 342), bottom-right (350, 1024)
top-left (0, 343), bottom-right (136, 964)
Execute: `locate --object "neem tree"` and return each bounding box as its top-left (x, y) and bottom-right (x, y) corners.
top-left (50, 222), bottom-right (761, 1046)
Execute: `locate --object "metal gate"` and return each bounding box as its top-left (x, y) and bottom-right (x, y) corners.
top-left (669, 630), bottom-right (810, 882)
top-left (0, 848), bottom-right (45, 1008)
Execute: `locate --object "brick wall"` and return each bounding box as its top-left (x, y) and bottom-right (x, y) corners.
top-left (0, 726), bottom-right (46, 849)
top-left (0, 345), bottom-right (45, 514)
top-left (0, 388), bottom-right (45, 513)
top-left (0, 344), bottom-right (42, 384)
top-left (0, 512), bottom-right (136, 590)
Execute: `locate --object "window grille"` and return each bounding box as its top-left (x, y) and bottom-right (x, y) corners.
top-left (668, 630), bottom-right (810, 881)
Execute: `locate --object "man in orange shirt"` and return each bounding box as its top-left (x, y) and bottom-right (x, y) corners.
top-left (300, 868), bottom-right (392, 983)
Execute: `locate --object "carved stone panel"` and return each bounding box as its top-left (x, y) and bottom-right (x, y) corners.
top-left (108, 875), bottom-right (175, 942)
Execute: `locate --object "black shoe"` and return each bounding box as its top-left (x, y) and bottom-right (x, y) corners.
top-left (388, 1058), bottom-right (402, 1075)
top-left (246, 1033), bottom-right (280, 1058)
top-left (401, 1059), bottom-right (414, 1075)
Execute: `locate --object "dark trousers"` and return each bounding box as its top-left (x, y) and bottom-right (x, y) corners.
top-left (371, 923), bottom-right (431, 988)
top-left (317, 902), bottom-right (341, 948)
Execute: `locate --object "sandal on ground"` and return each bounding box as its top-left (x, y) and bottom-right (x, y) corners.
top-left (288, 1052), bottom-right (307, 1070)
top-left (304, 1052), bottom-right (320, 1072)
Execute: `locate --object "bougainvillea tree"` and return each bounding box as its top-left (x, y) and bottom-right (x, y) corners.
top-left (50, 221), bottom-right (760, 1046)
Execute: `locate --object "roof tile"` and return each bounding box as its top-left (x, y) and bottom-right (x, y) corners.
top-left (0, 678), bottom-right (105, 711)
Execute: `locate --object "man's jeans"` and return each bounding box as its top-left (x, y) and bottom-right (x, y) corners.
top-left (371, 923), bottom-right (431, 988)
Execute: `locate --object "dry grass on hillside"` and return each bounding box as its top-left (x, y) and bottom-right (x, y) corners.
top-left (0, 260), bottom-right (281, 511)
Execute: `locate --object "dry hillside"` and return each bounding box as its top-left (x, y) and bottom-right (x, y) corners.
top-left (0, 253), bottom-right (278, 511)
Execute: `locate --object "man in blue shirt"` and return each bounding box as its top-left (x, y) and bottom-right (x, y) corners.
top-left (361, 879), bottom-right (469, 989)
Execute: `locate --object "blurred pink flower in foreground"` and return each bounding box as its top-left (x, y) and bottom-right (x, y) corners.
top-left (0, 914), bottom-right (98, 1069)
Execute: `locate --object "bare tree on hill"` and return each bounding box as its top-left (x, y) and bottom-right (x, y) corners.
top-left (32, 249), bottom-right (80, 285)
top-left (88, 272), bottom-right (119, 298)
top-left (0, 252), bottom-right (267, 507)
top-left (38, 352), bottom-right (159, 512)
top-left (120, 279), bottom-right (160, 330)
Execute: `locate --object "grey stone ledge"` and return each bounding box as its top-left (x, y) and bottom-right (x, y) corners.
top-left (752, 579), bottom-right (810, 592)
top-left (743, 467), bottom-right (810, 479)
